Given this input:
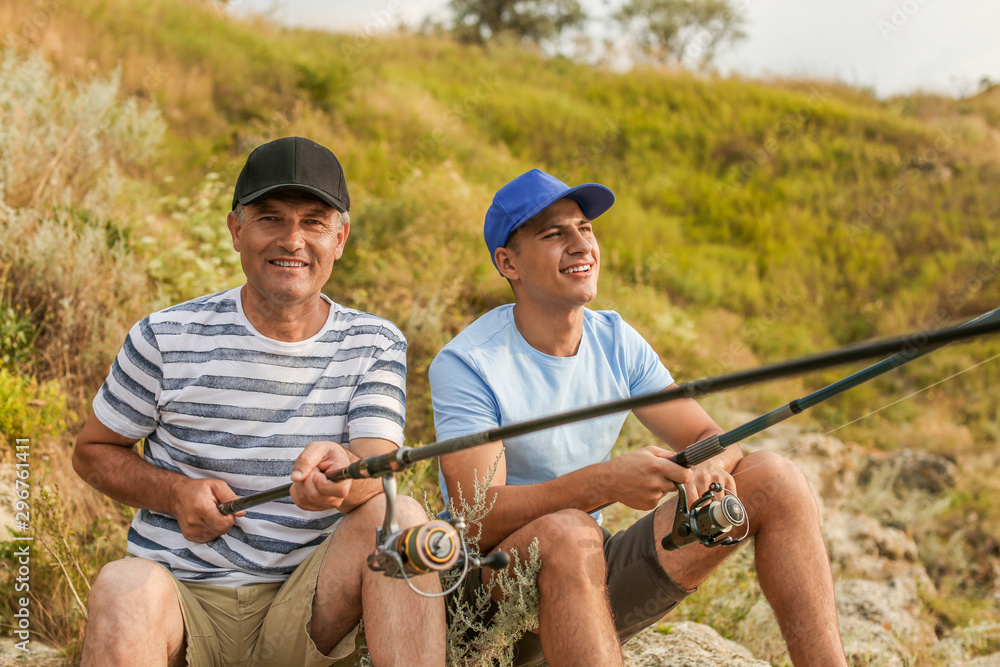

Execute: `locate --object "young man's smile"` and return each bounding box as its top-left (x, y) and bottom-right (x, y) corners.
top-left (560, 262), bottom-right (593, 275)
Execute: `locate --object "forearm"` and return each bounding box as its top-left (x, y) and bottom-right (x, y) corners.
top-left (339, 475), bottom-right (385, 513)
top-left (73, 442), bottom-right (187, 515)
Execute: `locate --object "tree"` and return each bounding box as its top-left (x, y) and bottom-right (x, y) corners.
top-left (449, 0), bottom-right (586, 46)
top-left (615, 0), bottom-right (747, 68)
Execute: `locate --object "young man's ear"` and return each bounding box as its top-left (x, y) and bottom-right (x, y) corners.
top-left (494, 246), bottom-right (519, 282)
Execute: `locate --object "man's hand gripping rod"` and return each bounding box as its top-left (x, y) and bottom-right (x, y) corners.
top-left (218, 446), bottom-right (509, 589)
top-left (219, 308), bottom-right (1000, 555)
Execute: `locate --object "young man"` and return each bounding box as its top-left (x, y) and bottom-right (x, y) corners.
top-left (74, 137), bottom-right (445, 666)
top-left (430, 169), bottom-right (847, 666)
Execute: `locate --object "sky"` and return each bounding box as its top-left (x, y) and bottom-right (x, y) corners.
top-left (232, 0), bottom-right (1000, 99)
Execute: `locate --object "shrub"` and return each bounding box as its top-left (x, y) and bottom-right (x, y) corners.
top-left (0, 368), bottom-right (69, 453)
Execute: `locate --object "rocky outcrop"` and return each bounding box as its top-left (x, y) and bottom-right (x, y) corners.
top-left (623, 424), bottom-right (1000, 666)
top-left (622, 622), bottom-right (771, 667)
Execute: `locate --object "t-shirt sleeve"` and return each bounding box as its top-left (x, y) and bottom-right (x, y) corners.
top-left (346, 326), bottom-right (407, 447)
top-left (619, 318), bottom-right (674, 396)
top-left (92, 317), bottom-right (163, 441)
top-left (429, 346), bottom-right (501, 442)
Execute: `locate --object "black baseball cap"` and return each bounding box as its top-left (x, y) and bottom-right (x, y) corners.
top-left (231, 136), bottom-right (350, 212)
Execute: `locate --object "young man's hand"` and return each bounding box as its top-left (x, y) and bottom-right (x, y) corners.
top-left (606, 446), bottom-right (693, 510)
top-left (687, 459), bottom-right (738, 507)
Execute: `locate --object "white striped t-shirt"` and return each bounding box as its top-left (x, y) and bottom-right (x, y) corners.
top-left (92, 287), bottom-right (406, 587)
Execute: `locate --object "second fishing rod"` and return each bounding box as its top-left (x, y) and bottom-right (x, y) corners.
top-left (220, 306), bottom-right (1000, 517)
top-left (213, 306), bottom-right (1000, 580)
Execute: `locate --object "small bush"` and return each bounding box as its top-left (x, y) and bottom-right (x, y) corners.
top-left (0, 293), bottom-right (37, 371)
top-left (0, 368), bottom-right (69, 454)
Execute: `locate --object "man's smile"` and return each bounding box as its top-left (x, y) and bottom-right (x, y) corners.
top-left (560, 263), bottom-right (592, 274)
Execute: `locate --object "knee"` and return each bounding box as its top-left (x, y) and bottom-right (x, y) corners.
top-left (736, 451), bottom-right (816, 517)
top-left (528, 509), bottom-right (603, 558)
top-left (88, 558), bottom-right (176, 618)
top-left (395, 494), bottom-right (431, 527)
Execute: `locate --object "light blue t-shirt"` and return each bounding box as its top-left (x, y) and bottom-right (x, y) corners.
top-left (429, 305), bottom-right (673, 518)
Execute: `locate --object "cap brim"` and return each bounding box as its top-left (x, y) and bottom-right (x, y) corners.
top-left (562, 183), bottom-right (615, 221)
top-left (236, 184), bottom-right (348, 212)
top-left (514, 183), bottom-right (615, 237)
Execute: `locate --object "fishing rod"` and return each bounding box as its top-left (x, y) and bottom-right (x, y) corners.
top-left (215, 307), bottom-right (1000, 587)
top-left (659, 304), bottom-right (1000, 550)
top-left (219, 307), bottom-right (1000, 516)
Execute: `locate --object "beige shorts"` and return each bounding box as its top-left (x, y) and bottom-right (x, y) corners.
top-left (170, 532), bottom-right (362, 667)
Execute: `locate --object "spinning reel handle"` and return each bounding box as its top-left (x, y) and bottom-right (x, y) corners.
top-left (458, 550), bottom-right (510, 571)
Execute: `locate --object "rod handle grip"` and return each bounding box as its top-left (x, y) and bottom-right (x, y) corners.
top-left (671, 434), bottom-right (725, 468)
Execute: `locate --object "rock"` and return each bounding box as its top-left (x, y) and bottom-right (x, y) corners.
top-left (930, 622), bottom-right (1000, 666)
top-left (780, 433), bottom-right (858, 515)
top-left (0, 638), bottom-right (68, 667)
top-left (824, 511), bottom-right (935, 590)
top-left (857, 449), bottom-right (958, 496)
top-left (622, 622), bottom-right (771, 667)
top-left (835, 579), bottom-right (937, 650)
top-left (733, 600), bottom-right (788, 665)
top-left (930, 636), bottom-right (972, 665)
top-left (839, 613), bottom-right (910, 667)
top-left (736, 578), bottom-right (936, 667)
top-left (958, 655), bottom-right (1000, 666)
top-left (743, 431), bottom-right (859, 520)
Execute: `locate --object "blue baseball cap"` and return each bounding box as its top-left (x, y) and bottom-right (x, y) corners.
top-left (484, 169), bottom-right (615, 270)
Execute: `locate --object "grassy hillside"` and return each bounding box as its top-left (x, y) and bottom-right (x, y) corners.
top-left (2, 0), bottom-right (1000, 661)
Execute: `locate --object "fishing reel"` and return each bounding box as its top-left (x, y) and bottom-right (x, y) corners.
top-left (369, 516), bottom-right (464, 577)
top-left (661, 481), bottom-right (748, 551)
top-left (367, 476), bottom-right (509, 596)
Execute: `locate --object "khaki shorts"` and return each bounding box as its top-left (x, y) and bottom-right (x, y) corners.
top-left (456, 510), bottom-right (695, 667)
top-left (170, 531), bottom-right (363, 667)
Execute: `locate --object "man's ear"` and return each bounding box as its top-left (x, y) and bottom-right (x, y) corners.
top-left (332, 217), bottom-right (350, 260)
top-left (227, 211), bottom-right (242, 253)
top-left (494, 247), bottom-right (519, 281)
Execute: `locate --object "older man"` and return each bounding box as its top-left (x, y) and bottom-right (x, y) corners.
top-left (431, 168), bottom-right (846, 666)
top-left (74, 137), bottom-right (444, 666)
